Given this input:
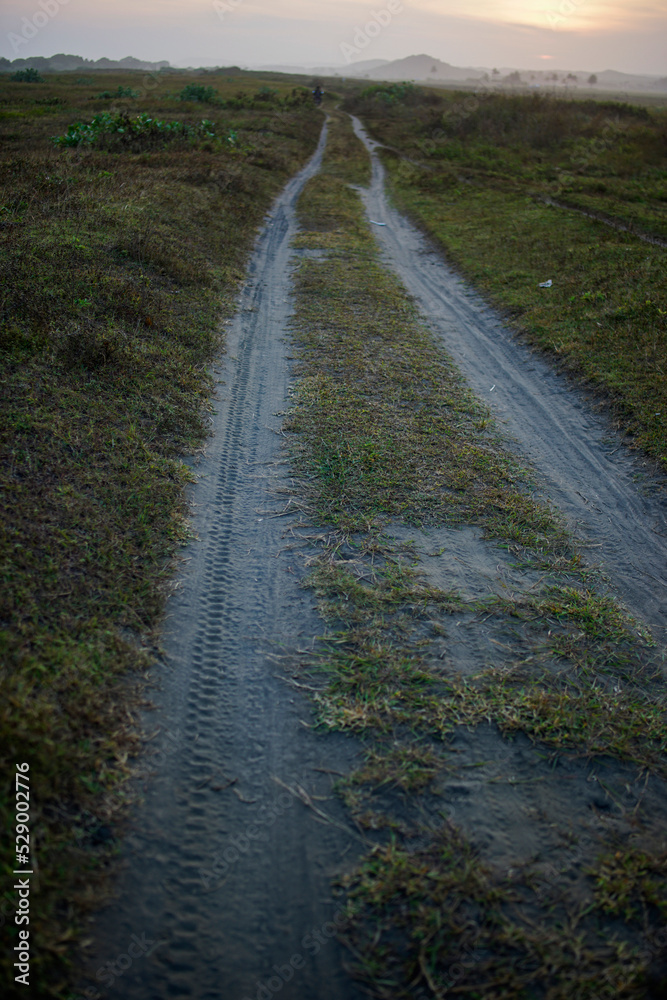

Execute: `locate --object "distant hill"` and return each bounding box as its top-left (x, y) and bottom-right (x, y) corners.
top-left (328, 58), bottom-right (390, 76)
top-left (269, 53), bottom-right (484, 83)
top-left (344, 57), bottom-right (664, 91)
top-left (256, 64), bottom-right (314, 75)
top-left (3, 52), bottom-right (663, 92)
top-left (258, 59), bottom-right (391, 76)
top-left (0, 53), bottom-right (170, 73)
top-left (596, 69), bottom-right (653, 85)
top-left (353, 53), bottom-right (483, 82)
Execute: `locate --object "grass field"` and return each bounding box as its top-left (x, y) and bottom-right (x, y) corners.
top-left (342, 85), bottom-right (667, 469)
top-left (0, 68), bottom-right (323, 997)
top-left (290, 111), bottom-right (667, 1000)
top-left (2, 68), bottom-right (666, 999)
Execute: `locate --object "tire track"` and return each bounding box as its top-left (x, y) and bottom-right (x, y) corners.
top-left (349, 114), bottom-right (667, 636)
top-left (80, 120), bottom-right (364, 1000)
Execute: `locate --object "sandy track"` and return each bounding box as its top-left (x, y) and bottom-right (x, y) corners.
top-left (79, 111), bottom-right (667, 1000)
top-left (80, 121), bottom-right (364, 1000)
top-left (349, 115), bottom-right (667, 637)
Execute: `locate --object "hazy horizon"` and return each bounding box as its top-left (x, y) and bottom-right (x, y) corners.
top-left (2, 0), bottom-right (665, 77)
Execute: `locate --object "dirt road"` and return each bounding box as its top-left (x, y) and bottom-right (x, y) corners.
top-left (350, 115), bottom-right (667, 637)
top-left (80, 120), bottom-right (364, 1000)
top-left (80, 113), bottom-right (667, 1000)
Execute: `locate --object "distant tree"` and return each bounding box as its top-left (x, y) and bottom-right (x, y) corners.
top-left (503, 70), bottom-right (523, 85)
top-left (588, 73), bottom-right (598, 86)
top-left (492, 67), bottom-right (500, 76)
top-left (565, 72), bottom-right (578, 83)
top-left (431, 65), bottom-right (437, 74)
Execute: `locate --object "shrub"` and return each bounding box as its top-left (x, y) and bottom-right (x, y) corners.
top-left (96, 86), bottom-right (140, 99)
top-left (359, 82), bottom-right (420, 105)
top-left (179, 84), bottom-right (217, 103)
top-left (255, 86), bottom-right (278, 102)
top-left (11, 68), bottom-right (44, 83)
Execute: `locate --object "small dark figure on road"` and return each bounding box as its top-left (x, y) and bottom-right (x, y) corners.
top-left (312, 85), bottom-right (323, 106)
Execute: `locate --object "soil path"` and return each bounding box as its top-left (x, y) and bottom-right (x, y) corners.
top-left (80, 120), bottom-right (364, 1000)
top-left (349, 114), bottom-right (667, 636)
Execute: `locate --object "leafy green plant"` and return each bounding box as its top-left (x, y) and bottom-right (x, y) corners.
top-left (51, 112), bottom-right (220, 148)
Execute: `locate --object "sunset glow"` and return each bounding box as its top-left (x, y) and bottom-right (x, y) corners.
top-left (416, 0), bottom-right (667, 32)
top-left (1, 0), bottom-right (665, 74)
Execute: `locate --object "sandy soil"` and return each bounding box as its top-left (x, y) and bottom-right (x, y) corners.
top-left (382, 520), bottom-right (667, 882)
top-left (349, 114), bottom-right (667, 638)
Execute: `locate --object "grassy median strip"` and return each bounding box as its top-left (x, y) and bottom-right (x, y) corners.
top-left (0, 71), bottom-right (322, 996)
top-left (289, 111), bottom-right (667, 999)
top-left (341, 87), bottom-right (667, 469)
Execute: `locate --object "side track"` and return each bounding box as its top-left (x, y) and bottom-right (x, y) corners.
top-left (350, 114), bottom-right (667, 636)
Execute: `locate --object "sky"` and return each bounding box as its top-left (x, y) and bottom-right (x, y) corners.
top-left (1, 0), bottom-right (666, 75)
